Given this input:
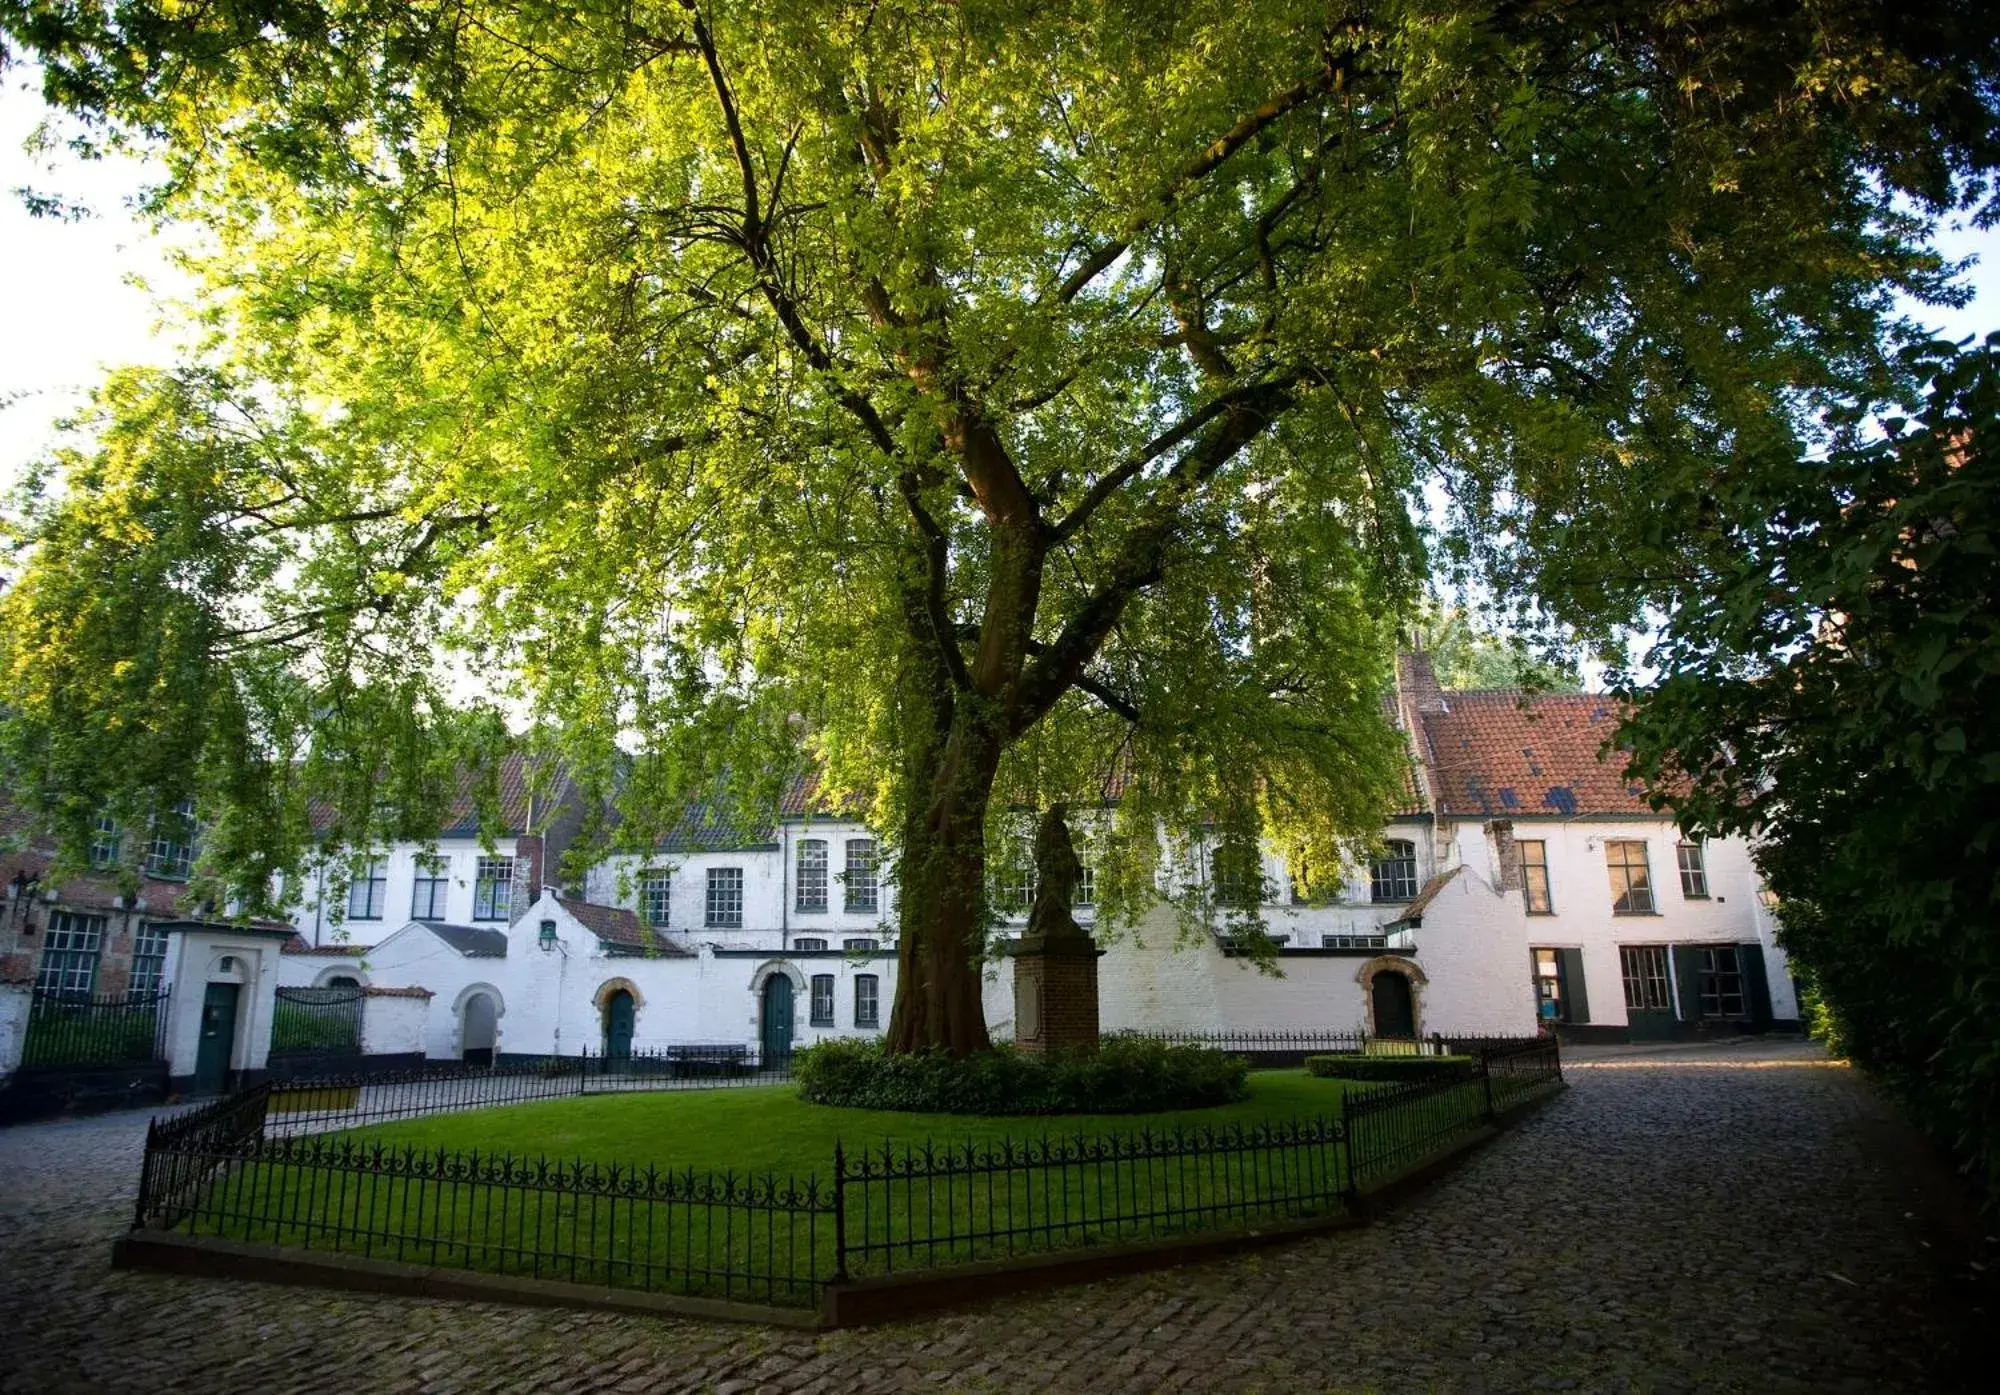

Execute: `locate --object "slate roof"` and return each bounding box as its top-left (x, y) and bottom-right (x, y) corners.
top-left (558, 895), bottom-right (694, 957)
top-left (308, 751), bottom-right (580, 838)
top-left (1415, 691), bottom-right (1649, 819)
top-left (282, 936), bottom-right (374, 956)
top-left (413, 923), bottom-right (509, 958)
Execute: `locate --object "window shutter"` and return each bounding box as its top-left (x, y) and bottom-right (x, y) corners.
top-left (1671, 945), bottom-right (1704, 1022)
top-left (1557, 947), bottom-right (1590, 1024)
top-left (1738, 943), bottom-right (1773, 1029)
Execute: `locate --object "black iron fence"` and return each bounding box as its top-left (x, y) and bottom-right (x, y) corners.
top-left (21, 989), bottom-right (170, 1068)
top-left (257, 1047), bottom-right (793, 1136)
top-left (1128, 1028), bottom-right (1545, 1067)
top-left (130, 1038), bottom-right (1563, 1310)
top-left (270, 987), bottom-right (365, 1060)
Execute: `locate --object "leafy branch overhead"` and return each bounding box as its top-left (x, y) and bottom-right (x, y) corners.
top-left (2, 1), bottom-right (1996, 1049)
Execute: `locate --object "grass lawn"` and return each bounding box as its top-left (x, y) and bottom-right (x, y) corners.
top-left (316, 1068), bottom-right (1357, 1175)
top-left (166, 1069), bottom-right (1534, 1307)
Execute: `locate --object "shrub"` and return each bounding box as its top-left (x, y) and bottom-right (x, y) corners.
top-left (1304, 1053), bottom-right (1473, 1083)
top-left (793, 1035), bottom-right (1250, 1114)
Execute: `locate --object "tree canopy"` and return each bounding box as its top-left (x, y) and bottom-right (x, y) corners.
top-left (1620, 336), bottom-right (2000, 1204)
top-left (3, 0), bottom-right (1997, 1049)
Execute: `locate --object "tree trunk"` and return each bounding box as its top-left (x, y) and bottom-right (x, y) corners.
top-left (886, 706), bottom-right (1003, 1056)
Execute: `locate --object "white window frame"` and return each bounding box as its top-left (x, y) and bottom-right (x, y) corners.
top-left (36, 912), bottom-right (106, 996)
top-left (410, 865), bottom-right (450, 920)
top-left (145, 798), bottom-right (196, 880)
top-left (1607, 840), bottom-right (1656, 914)
top-left (809, 973), bottom-right (836, 1026)
top-left (472, 857), bottom-right (515, 922)
top-left (639, 869), bottom-right (673, 928)
top-left (1619, 944), bottom-right (1671, 1010)
top-left (796, 838), bottom-right (828, 913)
top-left (705, 866), bottom-right (744, 928)
top-left (843, 839), bottom-right (879, 913)
top-left (855, 973), bottom-right (880, 1028)
top-left (1676, 841), bottom-right (1710, 899)
top-left (1370, 840), bottom-right (1419, 903)
top-left (347, 857), bottom-right (389, 921)
top-left (128, 921), bottom-right (171, 994)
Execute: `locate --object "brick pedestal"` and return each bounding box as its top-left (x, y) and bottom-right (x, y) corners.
top-left (1011, 934), bottom-right (1104, 1056)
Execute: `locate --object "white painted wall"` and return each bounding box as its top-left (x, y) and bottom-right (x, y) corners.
top-left (360, 992), bottom-right (430, 1056)
top-left (586, 819), bottom-right (897, 947)
top-left (280, 835), bottom-right (525, 947)
top-left (160, 929), bottom-right (284, 1083)
top-left (0, 982), bottom-right (29, 1082)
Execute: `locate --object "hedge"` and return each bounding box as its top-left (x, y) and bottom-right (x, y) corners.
top-left (794, 1035), bottom-right (1250, 1114)
top-left (1304, 1053), bottom-right (1473, 1083)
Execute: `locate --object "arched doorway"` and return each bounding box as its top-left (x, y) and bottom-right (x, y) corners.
top-left (760, 975), bottom-right (795, 1067)
top-left (461, 991), bottom-right (498, 1066)
top-left (603, 989), bottom-right (635, 1064)
top-left (325, 974), bottom-right (360, 989)
top-left (1371, 970), bottom-right (1416, 1039)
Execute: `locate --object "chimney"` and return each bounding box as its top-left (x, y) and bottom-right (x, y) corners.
top-left (1396, 650), bottom-right (1448, 719)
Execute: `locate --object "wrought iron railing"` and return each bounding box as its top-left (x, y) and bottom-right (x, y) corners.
top-left (131, 1038), bottom-right (1563, 1308)
top-left (20, 988), bottom-right (170, 1068)
top-left (257, 1048), bottom-right (794, 1136)
top-left (270, 986), bottom-right (365, 1058)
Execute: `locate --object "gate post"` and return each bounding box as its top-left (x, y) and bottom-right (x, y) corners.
top-left (832, 1140), bottom-right (850, 1282)
top-left (1479, 1046), bottom-right (1497, 1120)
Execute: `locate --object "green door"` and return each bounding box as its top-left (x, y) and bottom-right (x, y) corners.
top-left (761, 976), bottom-right (794, 1067)
top-left (1370, 970), bottom-right (1416, 1039)
top-left (195, 982), bottom-right (240, 1095)
top-left (604, 989), bottom-right (635, 1063)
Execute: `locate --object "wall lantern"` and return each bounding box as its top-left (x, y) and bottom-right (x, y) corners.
top-left (539, 920), bottom-right (559, 952)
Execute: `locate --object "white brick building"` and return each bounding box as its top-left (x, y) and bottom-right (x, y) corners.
top-left (278, 656), bottom-right (1798, 1064)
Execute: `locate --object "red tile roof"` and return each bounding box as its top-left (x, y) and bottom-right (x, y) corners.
top-left (557, 894), bottom-right (693, 956)
top-left (364, 985), bottom-right (434, 999)
top-left (308, 751), bottom-right (580, 838)
top-left (1416, 691), bottom-right (1649, 819)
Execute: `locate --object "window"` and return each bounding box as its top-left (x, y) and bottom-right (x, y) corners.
top-left (1211, 843), bottom-right (1263, 906)
top-left (1619, 945), bottom-right (1671, 1011)
top-left (1370, 840), bottom-right (1419, 902)
top-left (411, 864), bottom-right (450, 920)
top-left (809, 973), bottom-right (835, 1026)
top-left (1519, 840), bottom-right (1553, 915)
top-left (796, 839), bottom-right (828, 913)
top-left (346, 858), bottom-right (388, 920)
top-left (1696, 946), bottom-right (1745, 1018)
top-left (639, 869), bottom-right (673, 927)
top-left (844, 839), bottom-right (879, 913)
top-left (145, 798), bottom-right (196, 880)
top-left (128, 922), bottom-right (170, 994)
top-left (792, 937), bottom-right (827, 951)
top-left (90, 813), bottom-right (121, 869)
top-left (855, 973), bottom-right (881, 1028)
top-left (1606, 841), bottom-right (1655, 914)
top-left (705, 866), bottom-right (744, 927)
top-left (1074, 864), bottom-right (1096, 908)
top-left (1321, 933), bottom-right (1386, 950)
top-left (843, 937), bottom-right (878, 952)
top-left (35, 912), bottom-right (105, 995)
top-left (1003, 840), bottom-right (1036, 911)
top-left (472, 857), bottom-right (515, 921)
top-left (1677, 842), bottom-right (1709, 899)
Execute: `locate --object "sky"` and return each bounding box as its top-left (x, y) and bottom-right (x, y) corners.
top-left (5, 65), bottom-right (2000, 496)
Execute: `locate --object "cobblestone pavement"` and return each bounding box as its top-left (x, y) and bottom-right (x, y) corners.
top-left (1, 1039), bottom-right (1988, 1394)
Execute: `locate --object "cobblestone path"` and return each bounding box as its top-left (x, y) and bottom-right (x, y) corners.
top-left (0, 1040), bottom-right (1986, 1394)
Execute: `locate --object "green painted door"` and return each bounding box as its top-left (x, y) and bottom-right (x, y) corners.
top-left (1371, 971), bottom-right (1416, 1039)
top-left (604, 989), bottom-right (635, 1063)
top-left (761, 976), bottom-right (794, 1066)
top-left (195, 982), bottom-right (240, 1095)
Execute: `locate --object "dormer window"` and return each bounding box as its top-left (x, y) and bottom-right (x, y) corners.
top-left (1369, 840), bottom-right (1419, 903)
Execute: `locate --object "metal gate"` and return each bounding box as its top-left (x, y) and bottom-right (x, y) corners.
top-left (269, 985), bottom-right (365, 1070)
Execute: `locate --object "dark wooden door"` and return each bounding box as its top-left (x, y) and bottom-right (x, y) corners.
top-left (195, 982), bottom-right (240, 1095)
top-left (604, 990), bottom-right (635, 1062)
top-left (1371, 971), bottom-right (1416, 1039)
top-left (761, 977), bottom-right (794, 1066)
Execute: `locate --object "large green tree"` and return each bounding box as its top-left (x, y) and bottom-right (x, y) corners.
top-left (1619, 337), bottom-right (2000, 1202)
top-left (2, 1), bottom-right (1995, 1051)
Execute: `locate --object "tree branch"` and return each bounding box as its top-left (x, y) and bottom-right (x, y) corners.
top-left (1051, 59), bottom-right (1349, 305)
